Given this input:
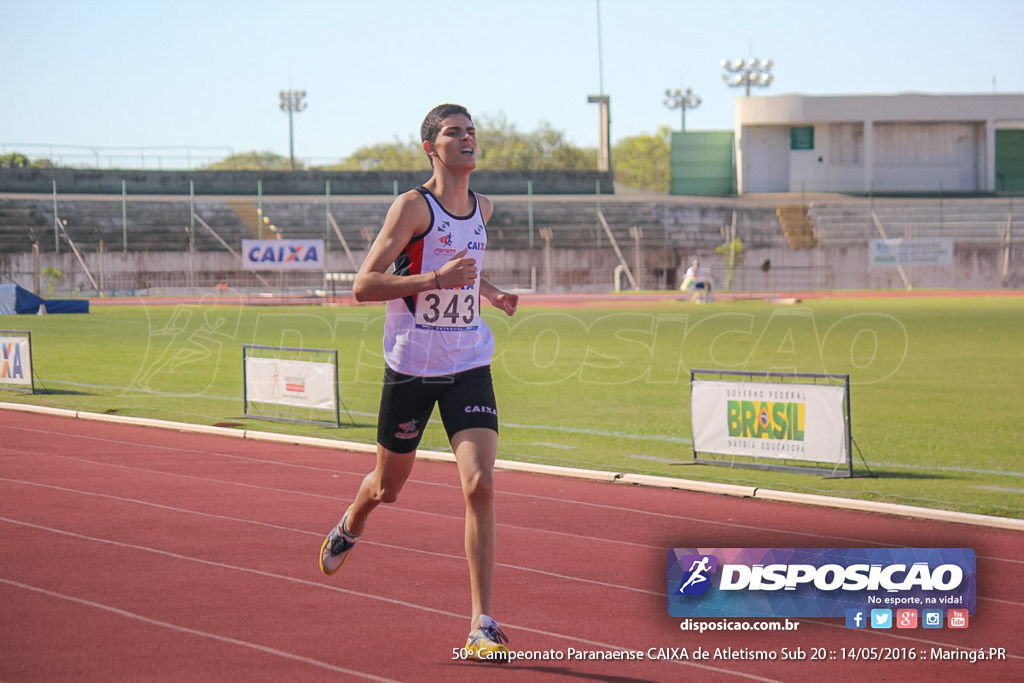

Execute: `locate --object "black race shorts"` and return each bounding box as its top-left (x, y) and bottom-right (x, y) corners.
top-left (376, 364), bottom-right (498, 454)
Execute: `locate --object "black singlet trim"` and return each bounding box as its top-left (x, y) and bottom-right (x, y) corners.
top-left (416, 186), bottom-right (478, 221)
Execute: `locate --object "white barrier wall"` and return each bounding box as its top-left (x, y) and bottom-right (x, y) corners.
top-left (4, 243), bottom-right (1021, 293)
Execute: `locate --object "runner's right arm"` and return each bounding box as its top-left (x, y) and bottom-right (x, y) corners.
top-left (354, 191), bottom-right (476, 302)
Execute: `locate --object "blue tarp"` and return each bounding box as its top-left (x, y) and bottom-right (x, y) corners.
top-left (0, 284), bottom-right (89, 314)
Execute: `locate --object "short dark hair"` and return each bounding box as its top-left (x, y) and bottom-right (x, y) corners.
top-left (420, 104), bottom-right (472, 143)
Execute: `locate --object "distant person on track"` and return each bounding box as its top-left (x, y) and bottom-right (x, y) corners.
top-left (319, 103), bottom-right (519, 663)
top-left (680, 258), bottom-right (713, 302)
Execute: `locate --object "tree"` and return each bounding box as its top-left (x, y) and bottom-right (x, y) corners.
top-left (1, 152), bottom-right (32, 168)
top-left (475, 114), bottom-right (596, 171)
top-left (611, 127), bottom-right (671, 191)
top-left (715, 238), bottom-right (744, 292)
top-left (203, 114), bottom-right (605, 174)
top-left (202, 151), bottom-right (299, 171)
top-left (319, 139), bottom-right (428, 171)
top-left (318, 115), bottom-right (597, 172)
top-left (41, 267), bottom-right (64, 297)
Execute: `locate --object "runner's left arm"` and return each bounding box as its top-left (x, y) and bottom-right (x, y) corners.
top-left (481, 277), bottom-right (518, 316)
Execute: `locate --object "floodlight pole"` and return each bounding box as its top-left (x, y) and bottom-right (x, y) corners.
top-left (663, 87), bottom-right (702, 131)
top-left (279, 89), bottom-right (308, 171)
top-left (587, 94), bottom-right (611, 172)
top-left (589, 1), bottom-right (611, 174)
top-left (720, 58), bottom-right (774, 96)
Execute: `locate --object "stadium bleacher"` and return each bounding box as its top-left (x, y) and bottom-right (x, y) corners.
top-left (810, 197), bottom-right (1015, 246)
top-left (0, 195), bottom-right (779, 255)
top-left (1, 193), bottom-right (1019, 293)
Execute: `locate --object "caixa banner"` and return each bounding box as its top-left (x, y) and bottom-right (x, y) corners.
top-left (242, 239), bottom-right (325, 271)
top-left (668, 548), bottom-right (975, 618)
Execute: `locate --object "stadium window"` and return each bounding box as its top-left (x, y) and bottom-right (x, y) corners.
top-left (790, 126), bottom-right (814, 150)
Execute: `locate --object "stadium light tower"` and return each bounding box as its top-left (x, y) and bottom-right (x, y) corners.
top-left (279, 89), bottom-right (308, 171)
top-left (587, 94), bottom-right (612, 172)
top-left (663, 87), bottom-right (702, 131)
top-left (720, 58), bottom-right (774, 96)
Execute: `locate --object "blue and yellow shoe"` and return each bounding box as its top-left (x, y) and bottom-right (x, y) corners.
top-left (463, 615), bottom-right (509, 664)
top-left (319, 505), bottom-right (359, 575)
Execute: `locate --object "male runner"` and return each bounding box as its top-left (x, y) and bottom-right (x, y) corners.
top-left (319, 104), bottom-right (518, 663)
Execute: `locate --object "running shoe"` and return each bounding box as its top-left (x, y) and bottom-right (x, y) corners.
top-left (463, 615), bottom-right (509, 663)
top-left (319, 505), bottom-right (358, 575)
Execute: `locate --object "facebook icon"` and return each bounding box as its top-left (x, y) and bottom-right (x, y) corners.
top-left (845, 609), bottom-right (867, 629)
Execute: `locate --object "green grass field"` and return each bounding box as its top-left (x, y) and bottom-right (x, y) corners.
top-left (3, 295), bottom-right (1022, 519)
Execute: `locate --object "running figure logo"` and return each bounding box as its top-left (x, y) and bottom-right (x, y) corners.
top-left (678, 554), bottom-right (718, 595)
top-left (395, 419), bottom-right (420, 440)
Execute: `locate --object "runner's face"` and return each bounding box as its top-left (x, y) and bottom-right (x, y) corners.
top-left (426, 115), bottom-right (477, 169)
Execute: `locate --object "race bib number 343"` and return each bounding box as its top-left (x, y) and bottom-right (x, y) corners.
top-left (415, 288), bottom-right (479, 331)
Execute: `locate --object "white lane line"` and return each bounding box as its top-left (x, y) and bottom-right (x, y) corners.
top-left (7, 438), bottom-right (1024, 565)
top-left (0, 477), bottom-right (660, 596)
top-left (33, 449), bottom-right (1024, 565)
top-left (0, 517), bottom-right (781, 682)
top-left (8, 476), bottom-right (1022, 610)
top-left (0, 577), bottom-right (402, 682)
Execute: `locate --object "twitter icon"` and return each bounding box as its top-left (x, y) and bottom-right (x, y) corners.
top-left (870, 609), bottom-right (893, 629)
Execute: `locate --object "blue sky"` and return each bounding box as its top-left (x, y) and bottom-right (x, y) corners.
top-left (3, 0), bottom-right (1023, 168)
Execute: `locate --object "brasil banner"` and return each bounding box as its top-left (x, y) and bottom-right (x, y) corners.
top-left (690, 379), bottom-right (847, 465)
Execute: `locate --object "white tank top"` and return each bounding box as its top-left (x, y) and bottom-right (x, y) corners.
top-left (382, 187), bottom-right (494, 376)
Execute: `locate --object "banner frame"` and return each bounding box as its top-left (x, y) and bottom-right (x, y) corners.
top-left (242, 344), bottom-right (340, 427)
top-left (689, 368), bottom-right (854, 478)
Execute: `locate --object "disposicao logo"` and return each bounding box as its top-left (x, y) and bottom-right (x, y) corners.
top-left (676, 555), bottom-right (718, 596)
top-left (667, 548), bottom-right (976, 619)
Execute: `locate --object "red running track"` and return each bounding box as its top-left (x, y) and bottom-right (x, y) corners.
top-left (1, 409), bottom-right (1020, 682)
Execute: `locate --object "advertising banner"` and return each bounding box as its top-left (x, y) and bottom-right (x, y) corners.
top-left (244, 356), bottom-right (335, 410)
top-left (242, 239), bottom-right (325, 271)
top-left (668, 547), bottom-right (976, 619)
top-left (869, 238), bottom-right (954, 268)
top-left (691, 379), bottom-right (847, 465)
top-left (0, 332), bottom-right (33, 390)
